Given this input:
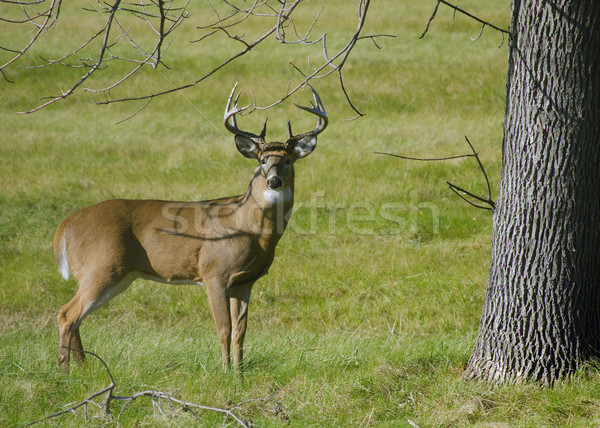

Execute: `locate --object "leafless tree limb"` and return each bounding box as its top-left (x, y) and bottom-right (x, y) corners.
top-left (451, 135), bottom-right (495, 211)
top-left (98, 0), bottom-right (390, 118)
top-left (2, 0), bottom-right (395, 118)
top-left (2, 0), bottom-right (47, 4)
top-left (376, 136), bottom-right (496, 212)
top-left (253, 0), bottom-right (390, 117)
top-left (18, 0), bottom-right (124, 113)
top-left (419, 0), bottom-right (441, 40)
top-left (0, 0), bottom-right (62, 81)
top-left (374, 151), bottom-right (474, 162)
top-left (22, 29), bottom-right (105, 70)
top-left (22, 347), bottom-right (286, 427)
top-left (0, 0), bottom-right (190, 113)
top-left (420, 0), bottom-right (508, 39)
top-left (447, 181), bottom-right (494, 211)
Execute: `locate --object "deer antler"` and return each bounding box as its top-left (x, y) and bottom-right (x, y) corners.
top-left (224, 83), bottom-right (268, 146)
top-left (287, 86), bottom-right (329, 141)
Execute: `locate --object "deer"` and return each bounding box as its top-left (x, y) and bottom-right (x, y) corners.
top-left (53, 84), bottom-right (327, 373)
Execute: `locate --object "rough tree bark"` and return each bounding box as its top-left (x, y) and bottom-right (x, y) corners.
top-left (464, 0), bottom-right (600, 384)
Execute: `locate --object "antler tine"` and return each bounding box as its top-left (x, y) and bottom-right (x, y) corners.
top-left (224, 84), bottom-right (244, 129)
top-left (260, 117), bottom-right (268, 140)
top-left (290, 86), bottom-right (328, 140)
top-left (223, 83), bottom-right (265, 145)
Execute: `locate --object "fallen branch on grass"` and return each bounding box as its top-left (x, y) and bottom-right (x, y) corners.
top-left (23, 348), bottom-right (288, 427)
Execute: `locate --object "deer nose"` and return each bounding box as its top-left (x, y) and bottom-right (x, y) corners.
top-left (267, 176), bottom-right (283, 189)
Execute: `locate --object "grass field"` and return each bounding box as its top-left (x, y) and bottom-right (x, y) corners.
top-left (2, 1), bottom-right (600, 426)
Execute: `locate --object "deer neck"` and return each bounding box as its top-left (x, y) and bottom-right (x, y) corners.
top-left (239, 167), bottom-right (295, 242)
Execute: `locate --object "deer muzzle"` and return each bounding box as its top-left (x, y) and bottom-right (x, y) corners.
top-left (267, 176), bottom-right (283, 189)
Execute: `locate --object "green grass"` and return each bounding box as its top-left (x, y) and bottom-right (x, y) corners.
top-left (2, 0), bottom-right (600, 426)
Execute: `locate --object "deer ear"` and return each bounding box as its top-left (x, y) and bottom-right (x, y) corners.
top-left (235, 135), bottom-right (261, 159)
top-left (292, 136), bottom-right (317, 159)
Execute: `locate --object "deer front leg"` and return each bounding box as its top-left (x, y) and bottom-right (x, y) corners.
top-left (229, 283), bottom-right (253, 372)
top-left (205, 279), bottom-right (232, 370)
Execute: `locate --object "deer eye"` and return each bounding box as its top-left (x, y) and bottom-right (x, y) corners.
top-left (261, 158), bottom-right (267, 165)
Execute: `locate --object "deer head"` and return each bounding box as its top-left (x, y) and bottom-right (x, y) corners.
top-left (223, 84), bottom-right (328, 194)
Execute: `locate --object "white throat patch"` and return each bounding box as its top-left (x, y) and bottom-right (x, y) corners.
top-left (264, 187), bottom-right (292, 205)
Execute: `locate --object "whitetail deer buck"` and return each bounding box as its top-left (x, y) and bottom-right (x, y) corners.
top-left (54, 85), bottom-right (327, 373)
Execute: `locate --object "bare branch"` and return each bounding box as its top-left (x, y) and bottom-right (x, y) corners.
top-left (96, 0), bottom-right (393, 118)
top-left (447, 181), bottom-right (494, 212)
top-left (0, 0), bottom-right (62, 73)
top-left (196, 0), bottom-right (269, 32)
top-left (115, 98), bottom-right (153, 124)
top-left (1, 0), bottom-right (47, 4)
top-left (22, 347), bottom-right (284, 427)
top-left (375, 152), bottom-right (475, 162)
top-left (18, 0), bottom-right (123, 114)
top-left (357, 33), bottom-right (398, 49)
top-left (463, 136), bottom-right (495, 210)
top-left (420, 0), bottom-right (508, 39)
top-left (94, 0), bottom-right (303, 107)
top-left (420, 0), bottom-right (441, 39)
top-left (22, 29), bottom-right (105, 70)
top-left (113, 391), bottom-right (251, 427)
top-left (448, 138), bottom-right (496, 211)
top-left (14, 0), bottom-right (192, 113)
top-left (5, 0), bottom-right (393, 116)
top-left (376, 136), bottom-right (496, 212)
top-left (22, 348), bottom-right (116, 427)
top-left (253, 0), bottom-right (393, 117)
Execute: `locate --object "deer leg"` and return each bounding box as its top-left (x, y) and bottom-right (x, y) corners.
top-left (70, 327), bottom-right (85, 365)
top-left (57, 272), bottom-right (135, 372)
top-left (229, 282), bottom-right (253, 373)
top-left (205, 279), bottom-right (232, 370)
top-left (57, 292), bottom-right (84, 373)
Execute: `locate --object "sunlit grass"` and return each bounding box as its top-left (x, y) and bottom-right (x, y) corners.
top-left (2, 0), bottom-right (600, 427)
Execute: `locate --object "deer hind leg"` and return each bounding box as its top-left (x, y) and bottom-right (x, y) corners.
top-left (205, 279), bottom-right (231, 371)
top-left (57, 272), bottom-right (136, 372)
top-left (229, 282), bottom-right (253, 373)
top-left (57, 292), bottom-right (85, 372)
top-left (70, 326), bottom-right (85, 365)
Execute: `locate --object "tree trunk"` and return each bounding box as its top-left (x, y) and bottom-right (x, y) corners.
top-left (464, 0), bottom-right (600, 384)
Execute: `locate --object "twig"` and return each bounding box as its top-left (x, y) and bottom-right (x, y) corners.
top-left (5, 0), bottom-right (393, 117)
top-left (94, 0), bottom-right (303, 107)
top-left (0, 0), bottom-right (62, 73)
top-left (462, 135), bottom-right (494, 210)
top-left (22, 347), bottom-right (277, 427)
top-left (420, 0), bottom-right (441, 39)
top-left (113, 390), bottom-right (250, 427)
top-left (21, 29), bottom-right (105, 69)
top-left (22, 348), bottom-right (116, 427)
top-left (374, 152), bottom-right (474, 162)
top-left (7, 0), bottom-right (190, 114)
top-left (97, 0), bottom-right (391, 119)
top-left (116, 98), bottom-right (153, 124)
top-left (18, 0), bottom-right (124, 114)
top-left (376, 136), bottom-right (496, 212)
top-left (253, 0), bottom-right (392, 117)
top-left (420, 0), bottom-right (508, 39)
top-left (447, 181), bottom-right (494, 211)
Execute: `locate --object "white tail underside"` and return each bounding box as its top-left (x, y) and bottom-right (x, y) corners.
top-left (57, 235), bottom-right (71, 280)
